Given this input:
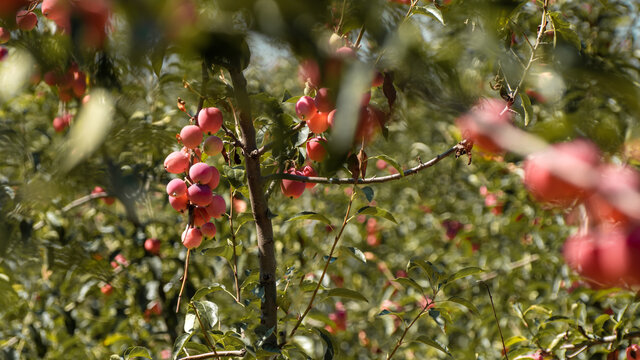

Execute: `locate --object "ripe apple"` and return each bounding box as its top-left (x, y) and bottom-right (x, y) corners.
top-left (296, 96), bottom-right (317, 121)
top-left (100, 283), bottom-right (113, 296)
top-left (180, 125), bottom-right (203, 149)
top-left (306, 137), bottom-right (327, 162)
top-left (182, 227), bottom-right (203, 249)
top-left (586, 164), bottom-right (640, 225)
top-left (0, 46), bottom-right (8, 61)
top-left (188, 184), bottom-right (213, 207)
top-left (523, 139), bottom-right (600, 206)
top-left (92, 186), bottom-right (115, 205)
top-left (455, 98), bottom-right (512, 153)
top-left (281, 168), bottom-right (305, 199)
top-left (307, 111), bottom-right (329, 134)
top-left (628, 344), bottom-right (640, 360)
top-left (563, 233), bottom-right (602, 284)
top-left (144, 238), bottom-right (161, 255)
top-left (198, 107), bottom-right (223, 134)
top-left (302, 165), bottom-right (317, 189)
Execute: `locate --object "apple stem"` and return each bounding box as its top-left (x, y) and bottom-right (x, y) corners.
top-left (176, 248), bottom-right (191, 313)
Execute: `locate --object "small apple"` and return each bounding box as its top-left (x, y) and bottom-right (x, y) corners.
top-left (281, 168), bottom-right (305, 199)
top-left (628, 344), bottom-right (640, 360)
top-left (455, 98), bottom-right (512, 154)
top-left (523, 139), bottom-right (600, 206)
top-left (144, 238), bottom-right (161, 255)
top-left (100, 283), bottom-right (113, 296)
top-left (306, 137), bottom-right (327, 162)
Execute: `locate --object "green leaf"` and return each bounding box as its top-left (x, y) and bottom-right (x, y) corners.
top-left (393, 277), bottom-right (424, 293)
top-left (361, 186), bottom-right (374, 202)
top-left (342, 246), bottom-right (367, 263)
top-left (370, 155), bottom-right (404, 177)
top-left (193, 300), bottom-right (219, 329)
top-left (412, 5), bottom-right (445, 26)
top-left (378, 309), bottom-right (405, 317)
top-left (446, 296), bottom-right (479, 315)
top-left (282, 89), bottom-right (294, 103)
top-left (184, 313), bottom-right (196, 333)
top-left (287, 211), bottom-right (331, 224)
top-left (519, 93), bottom-right (533, 126)
top-left (294, 126), bottom-right (310, 147)
top-left (222, 165), bottom-right (246, 189)
top-left (356, 206), bottom-right (397, 224)
top-left (172, 333), bottom-right (193, 360)
top-left (504, 335), bottom-right (528, 348)
top-left (428, 309), bottom-right (447, 334)
top-left (192, 284), bottom-right (227, 301)
top-left (285, 94), bottom-right (302, 104)
top-left (549, 12), bottom-right (581, 49)
top-left (444, 267), bottom-right (483, 284)
top-left (413, 336), bottom-right (451, 356)
top-left (316, 327), bottom-right (335, 360)
top-left (326, 288), bottom-right (369, 303)
top-left (523, 304), bottom-right (552, 317)
top-left (409, 260), bottom-right (441, 289)
top-left (124, 346), bottom-right (152, 360)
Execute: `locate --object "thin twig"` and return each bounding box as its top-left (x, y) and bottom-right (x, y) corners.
top-left (228, 188), bottom-right (241, 302)
top-left (561, 331), bottom-right (640, 350)
top-left (176, 248), bottom-right (191, 312)
top-left (60, 192), bottom-right (111, 212)
top-left (386, 300), bottom-right (433, 360)
top-left (354, 24), bottom-right (366, 48)
top-left (286, 185), bottom-right (357, 341)
top-left (179, 349), bottom-right (247, 360)
top-left (482, 282), bottom-right (509, 360)
top-left (191, 302), bottom-right (220, 358)
top-left (510, 0), bottom-right (550, 102)
top-left (264, 142), bottom-right (464, 185)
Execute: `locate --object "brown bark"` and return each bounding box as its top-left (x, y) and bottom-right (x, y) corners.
top-left (228, 68), bottom-right (278, 346)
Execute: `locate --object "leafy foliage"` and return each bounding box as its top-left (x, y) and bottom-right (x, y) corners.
top-left (1, 0), bottom-right (640, 359)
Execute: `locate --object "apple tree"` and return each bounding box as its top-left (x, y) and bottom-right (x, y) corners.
top-left (2, 0), bottom-right (640, 359)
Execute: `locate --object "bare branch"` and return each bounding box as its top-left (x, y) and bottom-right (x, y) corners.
top-left (179, 349), bottom-right (247, 360)
top-left (60, 192), bottom-right (111, 213)
top-left (263, 141), bottom-right (465, 185)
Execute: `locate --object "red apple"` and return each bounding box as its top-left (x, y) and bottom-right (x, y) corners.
top-left (100, 283), bottom-right (113, 296)
top-left (306, 137), bottom-right (327, 162)
top-left (144, 238), bottom-right (161, 255)
top-left (523, 139), bottom-right (600, 206)
top-left (628, 344), bottom-right (640, 360)
top-left (586, 164), bottom-right (640, 225)
top-left (455, 98), bottom-right (513, 153)
top-left (281, 168), bottom-right (305, 199)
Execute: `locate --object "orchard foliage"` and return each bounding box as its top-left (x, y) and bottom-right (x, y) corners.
top-left (3, 0), bottom-right (640, 359)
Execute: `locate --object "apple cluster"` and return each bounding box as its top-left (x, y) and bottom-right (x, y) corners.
top-left (0, 0), bottom-right (110, 50)
top-left (283, 38), bottom-right (386, 199)
top-left (521, 140), bottom-right (640, 287)
top-left (456, 97), bottom-right (640, 288)
top-left (164, 107), bottom-right (226, 250)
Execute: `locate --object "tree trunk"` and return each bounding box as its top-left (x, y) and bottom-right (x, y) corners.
top-left (229, 68), bottom-right (278, 346)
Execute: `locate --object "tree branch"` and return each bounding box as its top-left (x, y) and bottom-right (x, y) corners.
top-left (286, 185), bottom-right (357, 341)
top-left (263, 141), bottom-right (466, 185)
top-left (386, 300), bottom-right (433, 360)
top-left (179, 349), bottom-right (247, 360)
